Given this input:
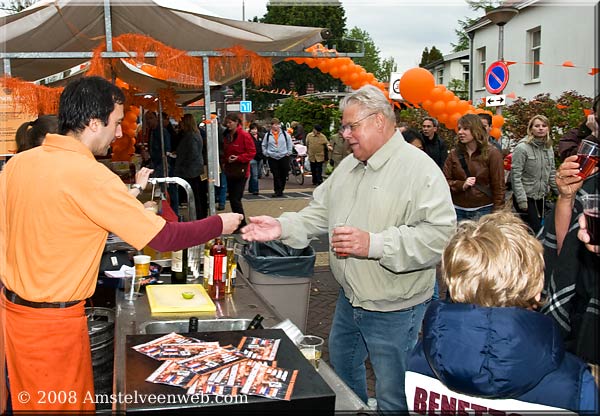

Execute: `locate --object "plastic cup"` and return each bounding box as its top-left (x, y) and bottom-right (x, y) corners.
top-left (582, 194), bottom-right (600, 245)
top-left (576, 139), bottom-right (599, 179)
top-left (298, 335), bottom-right (324, 370)
top-left (133, 254), bottom-right (151, 277)
top-left (123, 269), bottom-right (142, 301)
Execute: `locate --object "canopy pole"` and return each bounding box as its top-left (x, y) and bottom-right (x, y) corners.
top-left (103, 0), bottom-right (113, 52)
top-left (203, 56), bottom-right (217, 216)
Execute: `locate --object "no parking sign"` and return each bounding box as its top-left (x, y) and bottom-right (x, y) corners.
top-left (485, 61), bottom-right (509, 94)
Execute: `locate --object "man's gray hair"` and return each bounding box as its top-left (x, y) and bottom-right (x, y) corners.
top-left (340, 85), bottom-right (395, 122)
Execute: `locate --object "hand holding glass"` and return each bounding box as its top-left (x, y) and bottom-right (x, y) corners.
top-left (576, 139), bottom-right (599, 179)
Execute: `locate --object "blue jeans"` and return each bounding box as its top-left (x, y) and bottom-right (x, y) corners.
top-left (329, 290), bottom-right (428, 412)
top-left (248, 159), bottom-right (259, 193)
top-left (215, 171), bottom-right (227, 206)
top-left (455, 205), bottom-right (492, 222)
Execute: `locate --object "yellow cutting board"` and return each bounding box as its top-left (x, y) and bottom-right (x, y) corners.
top-left (146, 284), bottom-right (216, 313)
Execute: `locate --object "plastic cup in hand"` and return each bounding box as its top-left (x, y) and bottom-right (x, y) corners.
top-left (332, 222), bottom-right (348, 258)
top-left (582, 194), bottom-right (600, 245)
top-left (124, 269), bottom-right (142, 301)
top-left (133, 254), bottom-right (151, 277)
top-left (298, 335), bottom-right (324, 370)
top-left (576, 139), bottom-right (599, 179)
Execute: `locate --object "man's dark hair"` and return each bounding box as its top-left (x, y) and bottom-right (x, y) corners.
top-left (402, 128), bottom-right (423, 144)
top-left (423, 117), bottom-right (439, 127)
top-left (58, 76), bottom-right (125, 135)
top-left (477, 113), bottom-right (493, 126)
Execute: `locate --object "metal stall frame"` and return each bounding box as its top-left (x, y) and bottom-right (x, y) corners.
top-left (0, 0), bottom-right (364, 216)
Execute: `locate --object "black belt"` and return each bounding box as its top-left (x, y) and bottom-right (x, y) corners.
top-left (3, 288), bottom-right (81, 309)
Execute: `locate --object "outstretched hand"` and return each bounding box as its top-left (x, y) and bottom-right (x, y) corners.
top-left (218, 213), bottom-right (244, 235)
top-left (241, 216), bottom-right (282, 242)
top-left (578, 215), bottom-right (600, 255)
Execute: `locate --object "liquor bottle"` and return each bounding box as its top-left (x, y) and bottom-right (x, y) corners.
top-left (246, 314), bottom-right (264, 330)
top-left (188, 317), bottom-right (199, 332)
top-left (203, 240), bottom-right (214, 290)
top-left (225, 237), bottom-right (237, 295)
top-left (171, 246), bottom-right (188, 284)
top-left (208, 238), bottom-right (226, 300)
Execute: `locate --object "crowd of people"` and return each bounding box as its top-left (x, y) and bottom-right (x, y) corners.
top-left (1, 78), bottom-right (598, 414)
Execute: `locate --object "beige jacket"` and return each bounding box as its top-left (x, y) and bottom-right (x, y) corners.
top-left (306, 132), bottom-right (328, 163)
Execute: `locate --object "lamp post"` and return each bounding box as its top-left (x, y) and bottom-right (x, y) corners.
top-left (485, 6), bottom-right (518, 119)
top-left (241, 0), bottom-right (246, 126)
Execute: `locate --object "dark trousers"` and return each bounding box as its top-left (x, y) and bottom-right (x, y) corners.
top-left (181, 176), bottom-right (208, 220)
top-left (514, 196), bottom-right (544, 235)
top-left (310, 161), bottom-right (324, 185)
top-left (226, 175), bottom-right (248, 227)
top-left (268, 156), bottom-right (290, 196)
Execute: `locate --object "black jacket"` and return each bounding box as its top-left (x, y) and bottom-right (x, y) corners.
top-left (421, 133), bottom-right (448, 169)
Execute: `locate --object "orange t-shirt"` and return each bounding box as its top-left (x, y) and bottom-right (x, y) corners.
top-left (0, 134), bottom-right (166, 302)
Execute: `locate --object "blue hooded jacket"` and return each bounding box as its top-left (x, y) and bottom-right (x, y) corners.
top-left (407, 301), bottom-right (598, 413)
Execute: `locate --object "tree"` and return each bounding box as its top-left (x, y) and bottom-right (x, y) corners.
top-left (379, 57), bottom-right (398, 83)
top-left (447, 79), bottom-right (468, 100)
top-left (274, 97), bottom-right (340, 138)
top-left (346, 27), bottom-right (383, 78)
top-left (419, 46), bottom-right (443, 67)
top-left (0, 0), bottom-right (37, 12)
top-left (452, 0), bottom-right (503, 52)
top-left (259, 1), bottom-right (348, 95)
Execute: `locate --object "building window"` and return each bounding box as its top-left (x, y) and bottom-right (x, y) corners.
top-left (477, 47), bottom-right (486, 89)
top-left (528, 27), bottom-right (541, 80)
top-left (437, 68), bottom-right (444, 84)
top-left (462, 64), bottom-right (470, 85)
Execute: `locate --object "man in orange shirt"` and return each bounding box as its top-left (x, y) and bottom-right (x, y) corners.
top-left (0, 76), bottom-right (242, 413)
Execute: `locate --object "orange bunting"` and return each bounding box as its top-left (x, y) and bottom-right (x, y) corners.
top-left (0, 76), bottom-right (62, 115)
top-left (589, 68), bottom-right (600, 76)
top-left (556, 104), bottom-right (568, 109)
top-left (562, 61), bottom-right (575, 67)
top-left (504, 61), bottom-right (517, 66)
top-left (506, 92), bottom-right (517, 99)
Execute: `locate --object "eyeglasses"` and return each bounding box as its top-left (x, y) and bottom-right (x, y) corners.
top-left (340, 113), bottom-right (377, 133)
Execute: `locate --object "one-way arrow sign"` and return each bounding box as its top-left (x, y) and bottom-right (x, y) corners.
top-left (485, 94), bottom-right (506, 107)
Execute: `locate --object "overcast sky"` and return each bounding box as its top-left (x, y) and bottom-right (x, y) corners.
top-left (185, 0), bottom-right (481, 75)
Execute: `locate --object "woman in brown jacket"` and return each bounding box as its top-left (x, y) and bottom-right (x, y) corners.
top-left (443, 114), bottom-right (505, 221)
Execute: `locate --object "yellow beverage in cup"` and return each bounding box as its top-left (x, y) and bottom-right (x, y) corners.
top-left (300, 347), bottom-right (322, 369)
top-left (133, 254), bottom-right (151, 277)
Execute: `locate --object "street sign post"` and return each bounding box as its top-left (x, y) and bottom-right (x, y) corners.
top-left (389, 72), bottom-right (403, 100)
top-left (485, 61), bottom-right (509, 95)
top-left (484, 94), bottom-right (506, 107)
top-left (240, 100), bottom-right (252, 113)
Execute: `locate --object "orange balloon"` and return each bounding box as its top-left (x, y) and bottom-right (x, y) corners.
top-left (442, 90), bottom-right (455, 102)
top-left (449, 112), bottom-right (462, 126)
top-left (456, 100), bottom-right (470, 113)
top-left (437, 113), bottom-right (449, 124)
top-left (399, 68), bottom-right (435, 104)
top-left (429, 86), bottom-right (446, 101)
top-left (492, 115), bottom-right (505, 128)
top-left (445, 100), bottom-right (458, 114)
top-left (329, 66), bottom-right (340, 77)
top-left (421, 99), bottom-right (433, 112)
top-left (490, 127), bottom-right (502, 139)
top-left (432, 100), bottom-right (446, 115)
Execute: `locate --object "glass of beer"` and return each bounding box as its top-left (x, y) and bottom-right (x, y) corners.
top-left (298, 335), bottom-right (324, 370)
top-left (582, 194), bottom-right (599, 245)
top-left (576, 140), bottom-right (599, 179)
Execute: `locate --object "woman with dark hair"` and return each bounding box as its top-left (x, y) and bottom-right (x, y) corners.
top-left (443, 114), bottom-right (505, 221)
top-left (15, 115), bottom-right (58, 152)
top-left (222, 113), bottom-right (256, 229)
top-left (174, 113), bottom-right (207, 219)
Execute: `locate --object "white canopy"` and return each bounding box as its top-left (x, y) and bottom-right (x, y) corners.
top-left (0, 0), bottom-right (328, 88)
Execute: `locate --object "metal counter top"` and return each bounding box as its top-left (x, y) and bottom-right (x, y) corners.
top-left (112, 273), bottom-right (367, 414)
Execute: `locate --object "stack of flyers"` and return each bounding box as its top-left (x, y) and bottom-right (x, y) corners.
top-left (240, 361), bottom-right (298, 401)
top-left (132, 332), bottom-right (218, 361)
top-left (237, 336), bottom-right (280, 362)
top-left (133, 335), bottom-right (299, 401)
top-left (178, 345), bottom-right (246, 375)
top-left (146, 360), bottom-right (197, 388)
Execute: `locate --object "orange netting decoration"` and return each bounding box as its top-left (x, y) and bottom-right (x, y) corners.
top-left (88, 34), bottom-right (273, 87)
top-left (0, 76), bottom-right (62, 115)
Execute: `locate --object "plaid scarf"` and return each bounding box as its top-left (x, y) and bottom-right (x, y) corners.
top-left (540, 173), bottom-right (599, 364)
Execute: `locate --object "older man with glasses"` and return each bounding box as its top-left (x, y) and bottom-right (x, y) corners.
top-left (241, 85), bottom-right (456, 413)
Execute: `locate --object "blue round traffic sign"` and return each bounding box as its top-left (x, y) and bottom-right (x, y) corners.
top-left (485, 61), bottom-right (509, 94)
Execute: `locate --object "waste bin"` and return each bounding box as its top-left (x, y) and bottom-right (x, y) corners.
top-left (242, 241), bottom-right (315, 332)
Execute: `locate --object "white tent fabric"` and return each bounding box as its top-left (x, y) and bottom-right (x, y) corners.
top-left (0, 0), bottom-right (326, 87)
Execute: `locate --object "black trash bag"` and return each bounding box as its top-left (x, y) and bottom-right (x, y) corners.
top-left (243, 240), bottom-right (315, 277)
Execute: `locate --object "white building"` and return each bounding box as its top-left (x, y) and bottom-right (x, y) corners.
top-left (423, 50), bottom-right (470, 99)
top-left (466, 0), bottom-right (598, 103)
